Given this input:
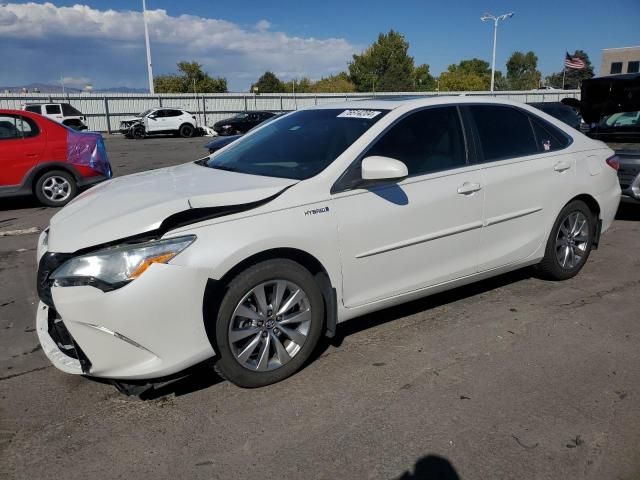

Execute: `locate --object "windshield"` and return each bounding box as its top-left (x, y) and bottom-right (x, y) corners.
top-left (205, 108), bottom-right (388, 180)
top-left (603, 111), bottom-right (640, 127)
top-left (137, 109), bottom-right (153, 117)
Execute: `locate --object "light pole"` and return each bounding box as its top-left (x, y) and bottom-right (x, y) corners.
top-left (142, 0), bottom-right (154, 94)
top-left (480, 12), bottom-right (514, 92)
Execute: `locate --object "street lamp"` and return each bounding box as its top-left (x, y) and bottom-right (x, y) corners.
top-left (142, 0), bottom-right (154, 94)
top-left (480, 11), bottom-right (514, 93)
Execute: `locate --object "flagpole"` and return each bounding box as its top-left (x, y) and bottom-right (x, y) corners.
top-left (562, 52), bottom-right (566, 89)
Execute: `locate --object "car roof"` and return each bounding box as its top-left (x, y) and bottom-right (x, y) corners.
top-left (305, 95), bottom-right (538, 111)
top-left (1, 108), bottom-right (41, 116)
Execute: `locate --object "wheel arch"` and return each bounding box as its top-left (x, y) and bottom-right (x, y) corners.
top-left (202, 248), bottom-right (338, 350)
top-left (29, 163), bottom-right (81, 192)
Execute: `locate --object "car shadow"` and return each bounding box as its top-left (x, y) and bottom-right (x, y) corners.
top-left (132, 268), bottom-right (533, 400)
top-left (0, 196), bottom-right (43, 212)
top-left (323, 267), bottom-right (533, 351)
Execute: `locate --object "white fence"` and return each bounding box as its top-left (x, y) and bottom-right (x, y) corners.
top-left (0, 90), bottom-right (580, 133)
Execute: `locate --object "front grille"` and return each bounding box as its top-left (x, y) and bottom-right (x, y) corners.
top-left (47, 307), bottom-right (92, 373)
top-left (37, 252), bottom-right (72, 307)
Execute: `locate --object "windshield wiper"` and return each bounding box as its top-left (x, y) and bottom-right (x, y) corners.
top-left (210, 164), bottom-right (243, 173)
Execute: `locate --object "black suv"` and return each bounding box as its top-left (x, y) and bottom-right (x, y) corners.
top-left (213, 111), bottom-right (276, 136)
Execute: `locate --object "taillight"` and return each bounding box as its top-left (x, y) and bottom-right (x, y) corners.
top-left (606, 155), bottom-right (619, 171)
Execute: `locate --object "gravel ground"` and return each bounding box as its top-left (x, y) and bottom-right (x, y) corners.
top-left (1, 135), bottom-right (639, 480)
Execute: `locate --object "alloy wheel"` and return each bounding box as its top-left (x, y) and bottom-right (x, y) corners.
top-left (555, 211), bottom-right (589, 269)
top-left (42, 176), bottom-right (72, 203)
top-left (228, 280), bottom-right (311, 372)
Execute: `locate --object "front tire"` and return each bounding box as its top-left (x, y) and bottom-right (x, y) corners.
top-left (34, 170), bottom-right (77, 207)
top-left (213, 260), bottom-right (324, 388)
top-left (131, 125), bottom-right (145, 139)
top-left (536, 200), bottom-right (595, 280)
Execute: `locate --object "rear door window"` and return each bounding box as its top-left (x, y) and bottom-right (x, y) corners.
top-left (25, 105), bottom-right (41, 114)
top-left (469, 105), bottom-right (538, 162)
top-left (16, 116), bottom-right (40, 138)
top-left (0, 115), bottom-right (39, 139)
top-left (45, 104), bottom-right (62, 115)
top-left (0, 116), bottom-right (18, 139)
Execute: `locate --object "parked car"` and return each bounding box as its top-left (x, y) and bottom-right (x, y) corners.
top-left (36, 97), bottom-right (619, 392)
top-left (212, 111), bottom-right (276, 135)
top-left (119, 108), bottom-right (197, 139)
top-left (616, 150), bottom-right (640, 203)
top-left (23, 103), bottom-right (88, 131)
top-left (204, 134), bottom-right (241, 154)
top-left (204, 113), bottom-right (284, 153)
top-left (0, 109), bottom-right (111, 206)
top-left (528, 102), bottom-right (581, 130)
top-left (587, 111), bottom-right (640, 142)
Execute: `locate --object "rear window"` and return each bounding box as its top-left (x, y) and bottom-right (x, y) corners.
top-left (530, 118), bottom-right (570, 152)
top-left (61, 104), bottom-right (82, 116)
top-left (25, 105), bottom-right (41, 114)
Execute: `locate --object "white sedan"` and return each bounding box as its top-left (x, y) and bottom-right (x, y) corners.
top-left (36, 97), bottom-right (621, 389)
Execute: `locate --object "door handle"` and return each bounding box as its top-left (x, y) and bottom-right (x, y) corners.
top-left (26, 153), bottom-right (39, 157)
top-left (554, 161), bottom-right (571, 172)
top-left (457, 182), bottom-right (482, 195)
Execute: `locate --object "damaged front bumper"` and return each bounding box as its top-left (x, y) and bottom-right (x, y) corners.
top-left (36, 252), bottom-right (216, 380)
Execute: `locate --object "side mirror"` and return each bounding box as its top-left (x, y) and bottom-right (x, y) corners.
top-left (361, 156), bottom-right (408, 181)
top-left (148, 114), bottom-right (157, 119)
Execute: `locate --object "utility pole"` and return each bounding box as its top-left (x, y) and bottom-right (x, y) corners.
top-left (142, 0), bottom-right (155, 94)
top-left (480, 12), bottom-right (514, 92)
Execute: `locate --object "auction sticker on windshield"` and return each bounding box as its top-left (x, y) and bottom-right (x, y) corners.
top-left (337, 110), bottom-right (382, 119)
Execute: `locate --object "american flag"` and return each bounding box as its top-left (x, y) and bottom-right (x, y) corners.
top-left (565, 53), bottom-right (586, 70)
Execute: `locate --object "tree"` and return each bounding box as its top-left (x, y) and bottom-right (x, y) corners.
top-left (348, 30), bottom-right (416, 92)
top-left (545, 50), bottom-right (594, 89)
top-left (310, 73), bottom-right (356, 93)
top-left (438, 58), bottom-right (492, 91)
top-left (251, 71), bottom-right (285, 93)
top-left (414, 64), bottom-right (436, 91)
top-left (154, 61), bottom-right (227, 93)
top-left (283, 77), bottom-right (312, 93)
top-left (506, 51), bottom-right (542, 90)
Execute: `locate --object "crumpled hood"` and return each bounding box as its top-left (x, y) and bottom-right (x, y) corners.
top-left (48, 162), bottom-right (297, 253)
top-left (119, 116), bottom-right (142, 123)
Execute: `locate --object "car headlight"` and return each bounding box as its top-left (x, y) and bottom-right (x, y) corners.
top-left (50, 235), bottom-right (195, 289)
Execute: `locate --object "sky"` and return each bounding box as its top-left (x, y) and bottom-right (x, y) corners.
top-left (0, 0), bottom-right (638, 91)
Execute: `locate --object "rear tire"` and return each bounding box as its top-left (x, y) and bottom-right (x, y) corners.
top-left (179, 123), bottom-right (194, 138)
top-left (536, 200), bottom-right (595, 280)
top-left (34, 170), bottom-right (77, 207)
top-left (212, 259), bottom-right (324, 388)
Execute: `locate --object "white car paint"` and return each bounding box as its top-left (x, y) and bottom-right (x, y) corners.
top-left (36, 96), bottom-right (621, 381)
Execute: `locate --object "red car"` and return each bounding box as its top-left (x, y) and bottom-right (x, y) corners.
top-left (0, 109), bottom-right (111, 207)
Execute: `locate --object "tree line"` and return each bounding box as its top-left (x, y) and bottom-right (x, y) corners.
top-left (154, 31), bottom-right (594, 94)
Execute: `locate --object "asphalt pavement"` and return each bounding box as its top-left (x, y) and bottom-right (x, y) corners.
top-left (1, 135), bottom-right (639, 480)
